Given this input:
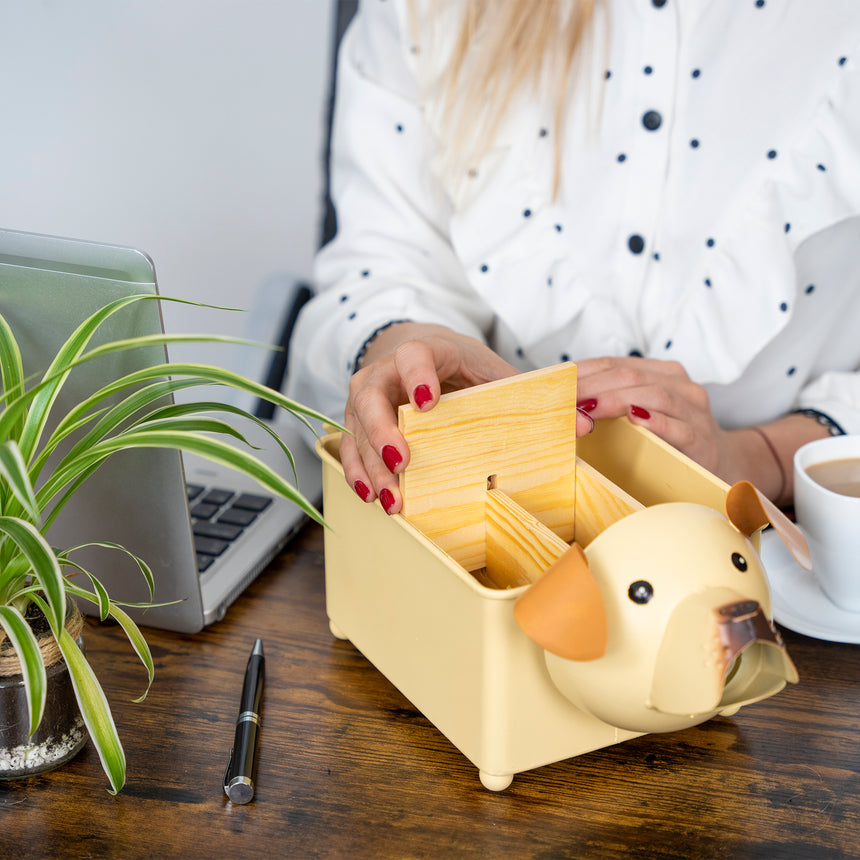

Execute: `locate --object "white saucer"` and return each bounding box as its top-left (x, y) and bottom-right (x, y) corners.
top-left (760, 529), bottom-right (860, 644)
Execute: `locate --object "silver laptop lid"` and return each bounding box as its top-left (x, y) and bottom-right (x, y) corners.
top-left (0, 228), bottom-right (321, 633)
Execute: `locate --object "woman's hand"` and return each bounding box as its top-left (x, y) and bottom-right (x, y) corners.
top-left (575, 356), bottom-right (830, 503)
top-left (342, 324), bottom-right (593, 513)
top-left (340, 323), bottom-right (520, 513)
top-left (575, 356), bottom-right (735, 475)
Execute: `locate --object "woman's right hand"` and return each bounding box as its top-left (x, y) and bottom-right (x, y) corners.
top-left (340, 322), bottom-right (520, 514)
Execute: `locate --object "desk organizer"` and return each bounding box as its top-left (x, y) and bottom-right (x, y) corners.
top-left (316, 364), bottom-right (807, 790)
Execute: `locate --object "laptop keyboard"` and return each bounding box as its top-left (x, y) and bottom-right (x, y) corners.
top-left (186, 484), bottom-right (273, 573)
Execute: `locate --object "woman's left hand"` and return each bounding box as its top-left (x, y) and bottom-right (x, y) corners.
top-left (575, 356), bottom-right (736, 479)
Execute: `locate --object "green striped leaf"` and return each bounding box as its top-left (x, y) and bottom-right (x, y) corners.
top-left (58, 559), bottom-right (113, 621)
top-left (0, 518), bottom-right (65, 633)
top-left (61, 540), bottom-right (155, 605)
top-left (56, 620), bottom-right (126, 794)
top-left (41, 430), bottom-right (326, 527)
top-left (16, 294), bottom-right (158, 463)
top-left (61, 582), bottom-right (154, 704)
top-left (99, 602), bottom-right (154, 704)
top-left (0, 440), bottom-right (40, 522)
top-left (0, 605), bottom-right (47, 736)
top-left (0, 312), bottom-right (26, 440)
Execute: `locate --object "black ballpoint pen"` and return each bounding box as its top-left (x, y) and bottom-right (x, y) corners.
top-left (223, 638), bottom-right (265, 804)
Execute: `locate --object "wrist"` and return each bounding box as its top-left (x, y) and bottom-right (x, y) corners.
top-left (353, 320), bottom-right (412, 372)
top-left (723, 428), bottom-right (784, 502)
top-left (726, 414), bottom-right (833, 505)
top-left (354, 321), bottom-right (462, 371)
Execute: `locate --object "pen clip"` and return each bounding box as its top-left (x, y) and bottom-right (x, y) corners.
top-left (223, 747), bottom-right (234, 795)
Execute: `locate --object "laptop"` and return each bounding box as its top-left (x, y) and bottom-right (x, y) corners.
top-left (0, 227), bottom-right (323, 633)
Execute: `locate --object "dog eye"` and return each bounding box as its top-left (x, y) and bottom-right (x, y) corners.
top-left (628, 580), bottom-right (654, 604)
top-left (731, 552), bottom-right (748, 572)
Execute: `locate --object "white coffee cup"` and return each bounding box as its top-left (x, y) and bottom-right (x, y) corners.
top-left (793, 435), bottom-right (860, 612)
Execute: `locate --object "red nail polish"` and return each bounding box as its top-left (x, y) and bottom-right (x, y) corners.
top-left (630, 404), bottom-right (651, 420)
top-left (414, 384), bottom-right (433, 409)
top-left (382, 445), bottom-right (402, 472)
top-left (354, 480), bottom-right (370, 502)
top-left (379, 488), bottom-right (395, 513)
top-left (577, 398), bottom-right (598, 412)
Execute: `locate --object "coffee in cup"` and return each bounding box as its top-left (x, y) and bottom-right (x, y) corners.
top-left (794, 436), bottom-right (860, 612)
top-left (803, 457), bottom-right (860, 498)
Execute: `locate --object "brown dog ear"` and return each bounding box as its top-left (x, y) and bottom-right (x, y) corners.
top-left (513, 543), bottom-right (608, 661)
top-left (726, 481), bottom-right (811, 569)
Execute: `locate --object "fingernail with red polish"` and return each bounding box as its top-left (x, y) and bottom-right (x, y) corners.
top-left (414, 384), bottom-right (433, 409)
top-left (630, 405), bottom-right (651, 420)
top-left (354, 480), bottom-right (370, 502)
top-left (379, 488), bottom-right (395, 514)
top-left (577, 398), bottom-right (598, 413)
top-left (382, 445), bottom-right (402, 472)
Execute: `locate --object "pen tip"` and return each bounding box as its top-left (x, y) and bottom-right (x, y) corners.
top-left (252, 638), bottom-right (264, 657)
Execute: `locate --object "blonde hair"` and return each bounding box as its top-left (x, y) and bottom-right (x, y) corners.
top-left (416, 1), bottom-right (597, 193)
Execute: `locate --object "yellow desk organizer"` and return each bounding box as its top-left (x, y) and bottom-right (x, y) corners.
top-left (316, 363), bottom-right (808, 790)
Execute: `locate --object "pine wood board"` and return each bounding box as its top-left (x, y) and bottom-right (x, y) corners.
top-left (398, 363), bottom-right (577, 570)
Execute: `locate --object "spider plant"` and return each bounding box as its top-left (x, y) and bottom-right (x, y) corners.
top-left (0, 292), bottom-right (336, 794)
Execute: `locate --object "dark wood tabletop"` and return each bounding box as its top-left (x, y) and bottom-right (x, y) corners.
top-left (2, 523), bottom-right (859, 860)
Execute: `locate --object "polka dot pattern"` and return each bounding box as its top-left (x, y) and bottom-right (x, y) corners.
top-left (301, 0), bottom-right (860, 438)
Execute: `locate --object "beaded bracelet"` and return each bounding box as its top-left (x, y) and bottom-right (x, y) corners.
top-left (791, 408), bottom-right (846, 437)
top-left (352, 319), bottom-right (411, 373)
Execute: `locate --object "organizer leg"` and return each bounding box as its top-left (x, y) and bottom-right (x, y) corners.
top-left (328, 618), bottom-right (349, 640)
top-left (479, 770), bottom-right (513, 792)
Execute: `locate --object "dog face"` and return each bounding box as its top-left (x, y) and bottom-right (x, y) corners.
top-left (514, 482), bottom-right (807, 734)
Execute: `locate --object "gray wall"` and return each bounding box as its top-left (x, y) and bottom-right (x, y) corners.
top-left (0, 1), bottom-right (335, 396)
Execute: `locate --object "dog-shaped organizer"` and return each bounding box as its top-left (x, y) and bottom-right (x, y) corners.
top-left (316, 363), bottom-right (809, 790)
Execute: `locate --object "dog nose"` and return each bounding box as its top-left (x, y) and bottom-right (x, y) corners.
top-left (717, 600), bottom-right (759, 621)
top-left (717, 600), bottom-right (785, 663)
top-left (649, 591), bottom-right (798, 719)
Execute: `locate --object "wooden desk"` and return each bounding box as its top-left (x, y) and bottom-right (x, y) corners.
top-left (3, 524), bottom-right (859, 859)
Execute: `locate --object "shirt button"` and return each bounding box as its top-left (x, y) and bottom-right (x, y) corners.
top-left (628, 234), bottom-right (645, 254)
top-left (642, 110), bottom-right (662, 131)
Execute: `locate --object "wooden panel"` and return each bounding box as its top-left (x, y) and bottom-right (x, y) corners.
top-left (398, 364), bottom-right (577, 568)
top-left (483, 489), bottom-right (570, 589)
top-left (574, 458), bottom-right (645, 547)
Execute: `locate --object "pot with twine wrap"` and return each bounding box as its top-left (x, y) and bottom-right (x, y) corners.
top-left (0, 602), bottom-right (87, 779)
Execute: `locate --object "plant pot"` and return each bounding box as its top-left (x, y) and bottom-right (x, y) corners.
top-left (0, 603), bottom-right (87, 780)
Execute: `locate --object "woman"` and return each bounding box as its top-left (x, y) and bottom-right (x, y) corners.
top-left (287, 0), bottom-right (860, 513)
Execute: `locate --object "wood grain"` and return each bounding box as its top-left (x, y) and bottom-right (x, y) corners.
top-left (574, 457), bottom-right (644, 546)
top-left (398, 363), bottom-right (577, 570)
top-left (2, 525), bottom-right (859, 860)
top-left (483, 488), bottom-right (569, 588)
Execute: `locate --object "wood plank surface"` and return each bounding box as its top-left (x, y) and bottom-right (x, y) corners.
top-left (483, 488), bottom-right (570, 588)
top-left (574, 458), bottom-right (645, 547)
top-left (398, 363), bottom-right (577, 569)
top-left (2, 524), bottom-right (859, 860)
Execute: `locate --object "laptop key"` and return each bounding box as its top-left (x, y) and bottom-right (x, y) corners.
top-left (194, 535), bottom-right (230, 557)
top-left (197, 554), bottom-right (216, 573)
top-left (232, 493), bottom-right (273, 512)
top-left (193, 520), bottom-right (243, 541)
top-left (202, 488), bottom-right (234, 506)
top-left (186, 483), bottom-right (205, 501)
top-left (190, 502), bottom-right (219, 520)
top-left (217, 508), bottom-right (258, 527)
